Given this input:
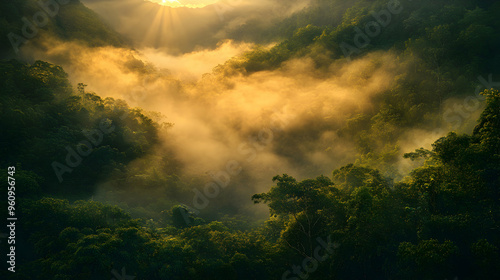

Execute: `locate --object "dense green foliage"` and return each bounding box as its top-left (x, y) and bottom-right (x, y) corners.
top-left (235, 0), bottom-right (500, 73)
top-left (0, 60), bottom-right (159, 196)
top-left (1, 0), bottom-right (499, 279)
top-left (0, 0), bottom-right (125, 56)
top-left (1, 60), bottom-right (498, 278)
top-left (221, 0), bottom-right (500, 174)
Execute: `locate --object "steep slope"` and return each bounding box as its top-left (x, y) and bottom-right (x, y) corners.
top-left (0, 0), bottom-right (126, 58)
top-left (216, 0), bottom-right (500, 173)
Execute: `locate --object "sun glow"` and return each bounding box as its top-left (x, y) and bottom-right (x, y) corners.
top-left (146, 0), bottom-right (219, 8)
top-left (162, 0), bottom-right (180, 5)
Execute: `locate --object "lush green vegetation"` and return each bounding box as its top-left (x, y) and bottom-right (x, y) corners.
top-left (1, 0), bottom-right (499, 279)
top-left (222, 0), bottom-right (500, 173)
top-left (0, 0), bottom-right (125, 56)
top-left (1, 59), bottom-right (498, 279)
top-left (235, 0), bottom-right (500, 73)
top-left (0, 60), bottom-right (160, 196)
top-left (1, 89), bottom-right (499, 279)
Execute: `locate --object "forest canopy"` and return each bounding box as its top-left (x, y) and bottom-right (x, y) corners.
top-left (1, 0), bottom-right (499, 279)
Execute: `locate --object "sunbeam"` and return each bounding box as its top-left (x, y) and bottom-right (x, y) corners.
top-left (145, 0), bottom-right (219, 8)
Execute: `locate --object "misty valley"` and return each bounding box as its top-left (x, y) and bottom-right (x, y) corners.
top-left (1, 0), bottom-right (499, 279)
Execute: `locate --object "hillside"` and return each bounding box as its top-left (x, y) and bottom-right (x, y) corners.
top-left (0, 0), bottom-right (126, 58)
top-left (1, 0), bottom-right (500, 279)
